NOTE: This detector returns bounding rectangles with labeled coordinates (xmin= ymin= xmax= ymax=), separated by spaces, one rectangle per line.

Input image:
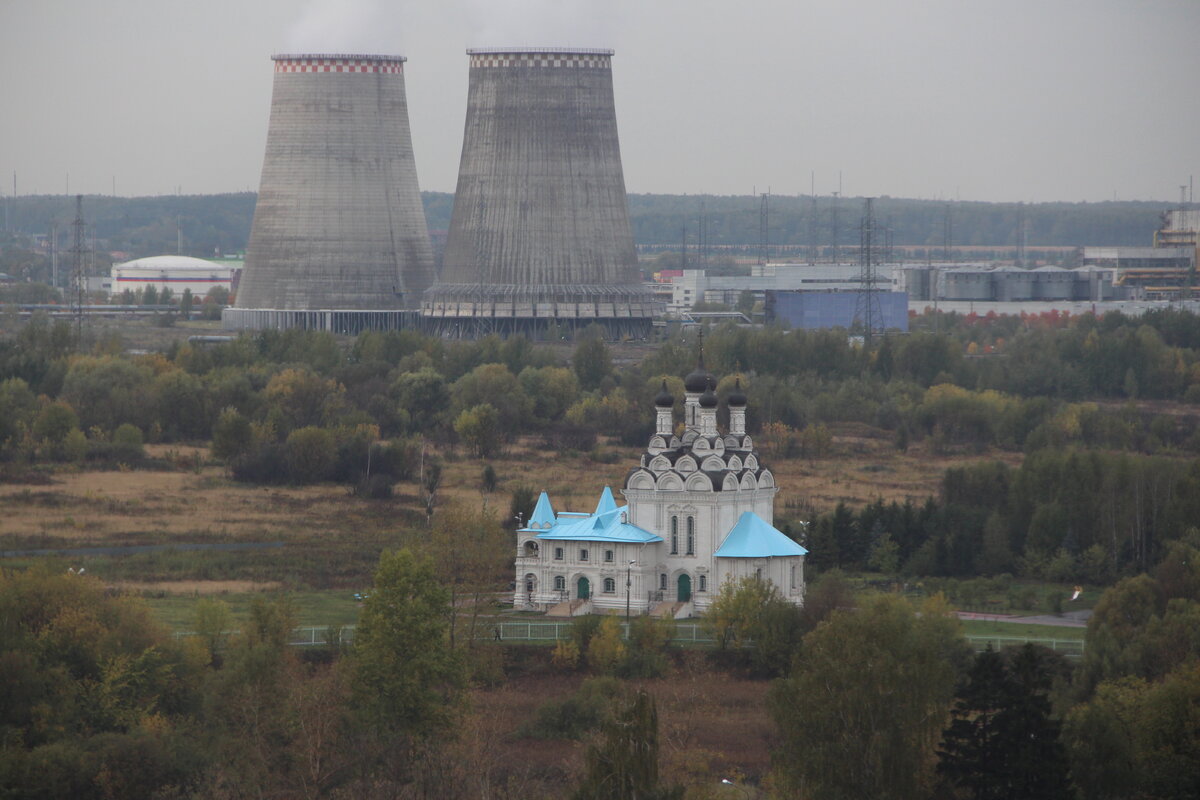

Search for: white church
xmin=514 ymin=357 xmax=807 ymax=617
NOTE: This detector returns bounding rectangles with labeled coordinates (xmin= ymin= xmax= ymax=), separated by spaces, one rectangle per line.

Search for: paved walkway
xmin=957 ymin=610 xmax=1091 ymax=628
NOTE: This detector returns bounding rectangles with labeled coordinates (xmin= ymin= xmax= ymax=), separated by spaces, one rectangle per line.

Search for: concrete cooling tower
xmin=226 ymin=54 xmax=435 ymax=334
xmin=422 ymin=48 xmax=654 ymax=339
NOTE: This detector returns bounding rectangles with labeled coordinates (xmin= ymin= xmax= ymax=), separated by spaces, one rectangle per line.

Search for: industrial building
xmin=664 ymin=263 xmax=899 ymax=317
xmin=111 ymin=255 xmax=237 ymax=299
xmin=765 ymin=290 xmax=910 ymax=332
xmin=898 ymin=264 xmax=1118 ymax=303
xmin=421 ymin=48 xmax=654 ymax=339
xmin=226 ymin=54 xmax=435 ymax=334
xmin=1076 ymin=208 xmax=1198 ymax=298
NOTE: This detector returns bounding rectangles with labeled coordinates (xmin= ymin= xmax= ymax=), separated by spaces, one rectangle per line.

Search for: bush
xmin=520 ymin=676 xmax=622 ymax=739
xmin=230 ymin=442 xmax=289 ymax=484
xmin=285 ymin=426 xmax=335 ymax=483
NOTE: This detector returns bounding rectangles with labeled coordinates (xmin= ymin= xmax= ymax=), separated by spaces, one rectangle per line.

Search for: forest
xmin=1 ymin=191 xmax=1169 ymax=265
xmin=2 ymin=308 xmax=1200 ymax=797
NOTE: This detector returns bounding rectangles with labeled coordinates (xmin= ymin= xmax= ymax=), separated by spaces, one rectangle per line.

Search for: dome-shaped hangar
xmin=112 ymin=255 xmax=239 ymax=299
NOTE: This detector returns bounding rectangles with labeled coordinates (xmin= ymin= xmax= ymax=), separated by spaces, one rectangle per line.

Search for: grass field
xmin=141 ymin=588 xmax=362 ymax=630
xmin=960 ymin=618 xmax=1086 ymax=641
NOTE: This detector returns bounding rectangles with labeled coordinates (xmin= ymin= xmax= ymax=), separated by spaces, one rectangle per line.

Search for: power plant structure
xmin=225 ymin=53 xmax=435 ymax=334
xmin=421 ymin=47 xmax=655 ymax=339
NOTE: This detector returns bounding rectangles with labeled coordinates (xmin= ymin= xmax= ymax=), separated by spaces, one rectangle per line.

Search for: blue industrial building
xmin=765 ymin=290 xmax=910 ymax=332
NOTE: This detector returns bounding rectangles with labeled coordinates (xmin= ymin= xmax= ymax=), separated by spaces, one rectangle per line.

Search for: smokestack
xmin=423 ymin=47 xmax=652 ymax=339
xmin=229 ymin=54 xmax=435 ymax=332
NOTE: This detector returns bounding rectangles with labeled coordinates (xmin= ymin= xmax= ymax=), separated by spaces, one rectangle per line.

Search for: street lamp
xmin=625 ymin=559 xmax=636 ymax=620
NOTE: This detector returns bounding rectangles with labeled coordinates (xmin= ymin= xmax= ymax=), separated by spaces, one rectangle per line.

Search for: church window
xmin=554 ymin=547 xmax=563 ymax=561
xmin=670 ymin=516 xmax=678 ymax=554
xmin=698 ymin=575 xmax=707 ymax=592
xmin=659 ymin=574 xmax=667 ymax=590
xmin=554 ymin=576 xmax=566 ymax=591
xmin=604 ymin=550 xmax=614 ymax=562
xmin=791 ymin=565 xmax=797 ymax=590
xmin=686 ymin=517 xmax=695 ymax=555
xmin=603 ymin=578 xmax=616 ymax=593
xmin=580 ymin=548 xmax=589 ymax=562
xmin=755 ymin=568 xmax=762 ymax=581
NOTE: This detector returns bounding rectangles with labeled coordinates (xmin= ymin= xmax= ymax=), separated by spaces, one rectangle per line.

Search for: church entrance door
xmin=677 ymin=574 xmax=691 ymax=602
xmin=577 ymin=576 xmax=590 ymax=600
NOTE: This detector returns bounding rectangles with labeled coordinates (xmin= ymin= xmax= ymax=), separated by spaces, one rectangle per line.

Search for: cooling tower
xmin=226 ymin=54 xmax=435 ymax=333
xmin=422 ymin=48 xmax=654 ymax=339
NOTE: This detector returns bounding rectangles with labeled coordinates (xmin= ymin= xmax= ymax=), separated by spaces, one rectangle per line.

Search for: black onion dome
xmin=684 ymin=366 xmax=712 ymax=393
xmin=654 ymin=380 xmax=674 ymax=407
xmin=728 ymin=378 xmax=747 ymax=407
xmin=699 ymin=386 xmax=719 ymax=408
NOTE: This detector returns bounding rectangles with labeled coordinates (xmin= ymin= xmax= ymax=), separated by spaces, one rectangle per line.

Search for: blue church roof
xmin=714 ymin=512 xmax=808 ymax=558
xmin=523 ymin=487 xmax=663 ymax=544
xmin=528 ymin=491 xmax=556 ymax=528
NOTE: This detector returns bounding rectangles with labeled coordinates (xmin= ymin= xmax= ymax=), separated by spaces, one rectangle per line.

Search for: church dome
xmin=654 ymin=380 xmax=674 ymax=408
xmin=699 ymin=386 xmax=719 ymax=408
xmin=684 ymin=366 xmax=713 ymax=393
xmin=728 ymin=378 xmax=747 ymax=407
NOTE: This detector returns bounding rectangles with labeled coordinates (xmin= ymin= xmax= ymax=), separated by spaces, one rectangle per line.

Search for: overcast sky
xmin=2 ymin=0 xmax=1198 ymax=203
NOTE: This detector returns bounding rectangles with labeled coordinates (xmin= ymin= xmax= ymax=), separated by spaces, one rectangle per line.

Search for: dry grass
xmin=468 ymin=658 xmax=776 ymax=793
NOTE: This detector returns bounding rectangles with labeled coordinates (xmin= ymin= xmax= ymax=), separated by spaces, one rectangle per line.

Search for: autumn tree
xmin=770 ymin=594 xmax=969 ymax=800
xmin=352 ymin=549 xmax=466 ymax=740
xmin=572 ymin=690 xmax=683 ymax=800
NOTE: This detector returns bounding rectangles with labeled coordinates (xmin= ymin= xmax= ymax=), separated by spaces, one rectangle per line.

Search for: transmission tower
xmin=854 ymin=197 xmax=884 ymax=348
xmin=758 ymin=191 xmax=770 ymax=265
xmin=69 ymin=195 xmax=87 ymax=346
xmin=943 ymin=203 xmax=953 ymax=262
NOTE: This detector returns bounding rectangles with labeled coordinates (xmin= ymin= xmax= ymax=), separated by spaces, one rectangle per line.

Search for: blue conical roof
xmin=594 ymin=486 xmax=617 ymax=515
xmin=529 ymin=491 xmax=556 ymax=528
xmin=714 ymin=512 xmax=808 ymax=558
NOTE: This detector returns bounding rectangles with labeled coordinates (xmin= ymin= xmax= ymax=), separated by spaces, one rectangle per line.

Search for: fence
xmin=178 ymin=624 xmax=1083 ymax=656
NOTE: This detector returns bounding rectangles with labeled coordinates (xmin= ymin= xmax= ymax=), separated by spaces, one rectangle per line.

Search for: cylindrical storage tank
xmin=425 ymin=48 xmax=651 ymax=338
xmin=234 ymin=54 xmax=435 ymax=315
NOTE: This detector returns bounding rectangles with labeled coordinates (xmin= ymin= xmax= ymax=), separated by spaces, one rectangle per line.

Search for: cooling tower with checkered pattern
xmin=226 ymin=54 xmax=434 ymax=333
xmin=422 ymin=48 xmax=653 ymax=339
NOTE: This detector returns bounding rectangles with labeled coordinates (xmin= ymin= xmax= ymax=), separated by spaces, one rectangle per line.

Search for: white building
xmin=111 ymin=255 xmax=239 ymax=299
xmin=514 ymin=358 xmax=807 ymax=617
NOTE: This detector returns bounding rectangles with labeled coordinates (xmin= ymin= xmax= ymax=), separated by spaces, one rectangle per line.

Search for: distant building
xmin=663 ymin=263 xmax=899 ymax=317
xmin=765 ymin=290 xmax=910 ymax=331
xmin=111 ymin=255 xmax=238 ymax=298
xmin=515 ymin=359 xmax=806 ymax=616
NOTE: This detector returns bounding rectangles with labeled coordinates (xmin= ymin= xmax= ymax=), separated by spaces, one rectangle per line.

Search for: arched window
xmin=659 ymin=573 xmax=667 ymax=590
xmin=670 ymin=516 xmax=679 ymax=554
xmin=554 ymin=576 xmax=566 ymax=591
xmin=686 ymin=516 xmax=695 ymax=555
xmin=603 ymin=578 xmax=616 ymax=593
xmin=698 ymin=575 xmax=707 ymax=592
xmin=755 ymin=568 xmax=762 ymax=581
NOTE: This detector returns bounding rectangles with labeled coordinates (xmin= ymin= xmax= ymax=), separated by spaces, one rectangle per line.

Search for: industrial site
xmin=4 ymin=2 xmax=1200 ymax=798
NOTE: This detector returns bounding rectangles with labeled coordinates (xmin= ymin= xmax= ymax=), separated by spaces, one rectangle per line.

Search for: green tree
xmin=352 ymin=549 xmax=466 ymax=739
xmin=705 ymin=574 xmax=805 ymax=676
xmin=572 ymin=690 xmax=683 ymax=800
xmin=573 ymin=335 xmax=612 ymax=391
xmin=285 ymin=425 xmax=336 ymax=483
xmin=454 ymin=403 xmax=501 ymax=458
xmin=211 ymin=406 xmax=252 ymax=461
xmin=937 ymin=645 xmax=1070 ymax=800
xmin=391 ymin=367 xmax=449 ymax=433
xmin=32 ymin=400 xmax=79 ymax=444
xmin=770 ymin=594 xmax=969 ymax=800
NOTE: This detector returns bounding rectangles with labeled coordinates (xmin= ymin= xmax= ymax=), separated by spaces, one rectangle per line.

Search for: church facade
xmin=514 ymin=360 xmax=807 ymax=616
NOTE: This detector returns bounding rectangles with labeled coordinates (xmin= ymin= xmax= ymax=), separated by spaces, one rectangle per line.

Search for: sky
xmin=2 ymin=0 xmax=1198 ymax=203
